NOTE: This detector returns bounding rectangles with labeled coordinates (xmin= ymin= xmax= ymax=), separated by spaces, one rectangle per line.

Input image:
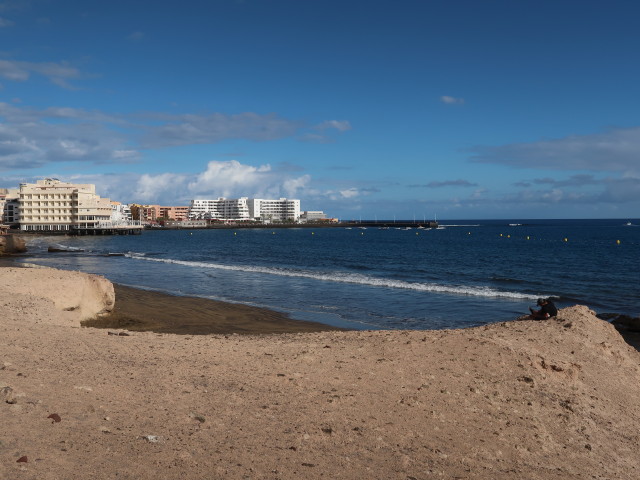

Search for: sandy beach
xmin=1 ymin=265 xmax=639 ymax=479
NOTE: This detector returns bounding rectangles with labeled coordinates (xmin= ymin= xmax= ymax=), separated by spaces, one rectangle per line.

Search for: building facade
xmin=189 ymin=198 xmax=252 ymax=221
xmin=299 ymin=210 xmax=327 ymax=222
xmin=0 ymin=188 xmax=20 ymax=225
xmin=159 ymin=206 xmax=189 ymax=221
xmin=130 ymin=204 xmax=190 ymax=223
xmin=188 ymin=197 xmax=301 ymax=222
xmin=248 ymin=198 xmax=300 ymax=222
xmin=17 ymin=179 xmax=113 ymax=232
xmin=110 ymin=202 xmax=133 ymax=224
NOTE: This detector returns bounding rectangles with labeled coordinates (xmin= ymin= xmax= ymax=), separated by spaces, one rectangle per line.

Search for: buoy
xmin=272 ymin=232 xmax=275 ymax=235
xmin=526 ymin=236 xmax=530 ymax=240
xmin=616 ymin=239 xmax=621 ymax=245
xmin=563 ymin=238 xmax=568 ymax=242
xmin=361 ymin=232 xmax=364 ymax=235
xmin=190 ymin=232 xmax=192 ymax=235
xmin=234 ymin=232 xmax=237 ymax=235
xmin=416 ymin=232 xmax=419 ymax=235
xmin=312 ymin=232 xmax=315 ymax=235
xmin=468 ymin=232 xmax=471 ymax=235
xmin=507 ymin=234 xmax=510 ymax=238
xmin=500 ymin=233 xmax=503 ymax=237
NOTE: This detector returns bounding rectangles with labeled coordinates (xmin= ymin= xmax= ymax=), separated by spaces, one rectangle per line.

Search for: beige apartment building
xmin=18 ymin=178 xmax=113 ymax=232
xmin=130 ymin=204 xmax=189 ymax=223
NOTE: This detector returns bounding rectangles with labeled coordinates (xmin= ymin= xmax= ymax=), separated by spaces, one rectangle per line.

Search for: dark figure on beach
xmin=529 ymin=298 xmax=558 ymax=320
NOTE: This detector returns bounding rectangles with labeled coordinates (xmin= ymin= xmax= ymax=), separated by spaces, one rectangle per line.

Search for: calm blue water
xmin=14 ymin=219 xmax=640 ymax=330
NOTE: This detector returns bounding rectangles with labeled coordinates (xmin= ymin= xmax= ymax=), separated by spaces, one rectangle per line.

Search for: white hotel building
xmin=189 ymin=197 xmax=301 ymax=222
xmin=14 ymin=178 xmax=141 ymax=233
xmin=18 ymin=178 xmax=112 ymax=232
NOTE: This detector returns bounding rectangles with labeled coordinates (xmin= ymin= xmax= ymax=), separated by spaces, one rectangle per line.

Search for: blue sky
xmin=1 ymin=0 xmax=639 ymax=219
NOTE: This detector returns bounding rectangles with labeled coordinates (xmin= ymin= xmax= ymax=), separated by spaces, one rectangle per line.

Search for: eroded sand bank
xmin=1 ymin=266 xmax=639 ymax=479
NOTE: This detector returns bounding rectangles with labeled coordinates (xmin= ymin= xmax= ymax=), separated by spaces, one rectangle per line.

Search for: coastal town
xmin=0 ymin=178 xmax=336 ymax=235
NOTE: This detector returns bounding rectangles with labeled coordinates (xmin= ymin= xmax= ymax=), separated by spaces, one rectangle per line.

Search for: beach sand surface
xmin=1 ymin=266 xmax=640 ymax=479
xmin=84 ymin=284 xmax=344 ymax=335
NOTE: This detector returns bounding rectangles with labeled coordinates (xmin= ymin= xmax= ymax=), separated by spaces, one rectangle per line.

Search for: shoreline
xmin=84 ymin=283 xmax=346 ymax=335
xmin=2 ymin=258 xmax=639 ymax=346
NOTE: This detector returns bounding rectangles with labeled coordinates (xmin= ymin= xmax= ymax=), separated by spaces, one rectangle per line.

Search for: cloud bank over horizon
xmin=469 ymin=127 xmax=640 ymax=175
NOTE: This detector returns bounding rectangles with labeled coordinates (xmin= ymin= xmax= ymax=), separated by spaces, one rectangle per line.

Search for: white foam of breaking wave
xmin=125 ymin=254 xmax=540 ymax=300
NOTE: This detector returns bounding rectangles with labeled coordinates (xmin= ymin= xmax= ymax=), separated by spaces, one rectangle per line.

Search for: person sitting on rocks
xmin=529 ymin=297 xmax=558 ymax=320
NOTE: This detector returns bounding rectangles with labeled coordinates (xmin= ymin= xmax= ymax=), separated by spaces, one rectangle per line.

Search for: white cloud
xmin=470 ymin=126 xmax=640 ymax=174
xmin=409 ymin=179 xmax=477 ymax=188
xmin=0 ymin=109 xmax=142 ymax=170
xmin=299 ymin=133 xmax=331 ymax=143
xmin=300 ymin=120 xmax=352 ymax=143
xmin=440 ymin=95 xmax=465 ymax=105
xmin=187 ymin=160 xmax=272 ymax=197
xmin=134 ymin=173 xmax=189 ymax=203
xmin=0 ymin=59 xmax=83 ymax=88
xmin=315 ymin=120 xmax=352 ymax=132
xmin=282 ymin=175 xmax=310 ymax=197
xmin=141 ymin=112 xmax=302 ymax=147
xmin=339 ymin=188 xmax=360 ymax=198
xmin=0 ymin=102 xmax=351 ymax=171
xmin=0 ymin=60 xmax=29 ymax=81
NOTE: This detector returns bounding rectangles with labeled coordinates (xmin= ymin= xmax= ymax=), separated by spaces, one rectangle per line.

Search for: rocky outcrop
xmin=0 ymin=235 xmax=26 ymax=256
xmin=611 ymin=314 xmax=640 ymax=332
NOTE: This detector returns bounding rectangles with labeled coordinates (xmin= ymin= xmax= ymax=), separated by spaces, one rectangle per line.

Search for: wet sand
xmin=83 ymin=284 xmax=345 ymax=335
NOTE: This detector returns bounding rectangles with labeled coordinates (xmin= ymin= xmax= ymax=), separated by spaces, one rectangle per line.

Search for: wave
xmin=125 ymin=254 xmax=541 ymax=300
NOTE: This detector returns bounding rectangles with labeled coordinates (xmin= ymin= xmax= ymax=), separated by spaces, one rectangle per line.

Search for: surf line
xmin=126 ymin=254 xmax=539 ymax=300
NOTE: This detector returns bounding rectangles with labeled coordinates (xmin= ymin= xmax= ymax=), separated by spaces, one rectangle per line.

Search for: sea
xmin=11 ymin=219 xmax=640 ymax=331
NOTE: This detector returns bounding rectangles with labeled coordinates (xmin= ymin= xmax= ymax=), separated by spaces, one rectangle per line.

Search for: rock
xmin=611 ymin=315 xmax=640 ymax=332
xmin=1 ymin=386 xmax=16 ymax=404
xmin=189 ymin=412 xmax=206 ymax=423
xmin=48 ymin=413 xmax=62 ymax=423
xmin=0 ymin=234 xmax=27 ymax=255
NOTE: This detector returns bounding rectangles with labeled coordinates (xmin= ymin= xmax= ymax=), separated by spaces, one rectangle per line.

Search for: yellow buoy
xmin=526 ymin=236 xmax=530 ymax=240
xmin=563 ymin=238 xmax=568 ymax=242
xmin=616 ymin=239 xmax=621 ymax=245
xmin=312 ymin=232 xmax=315 ymax=235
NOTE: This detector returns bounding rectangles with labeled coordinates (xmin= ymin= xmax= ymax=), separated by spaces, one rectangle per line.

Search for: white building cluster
xmin=188 ymin=197 xmax=302 ymax=223
xmin=1 ymin=178 xmax=330 ymax=232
